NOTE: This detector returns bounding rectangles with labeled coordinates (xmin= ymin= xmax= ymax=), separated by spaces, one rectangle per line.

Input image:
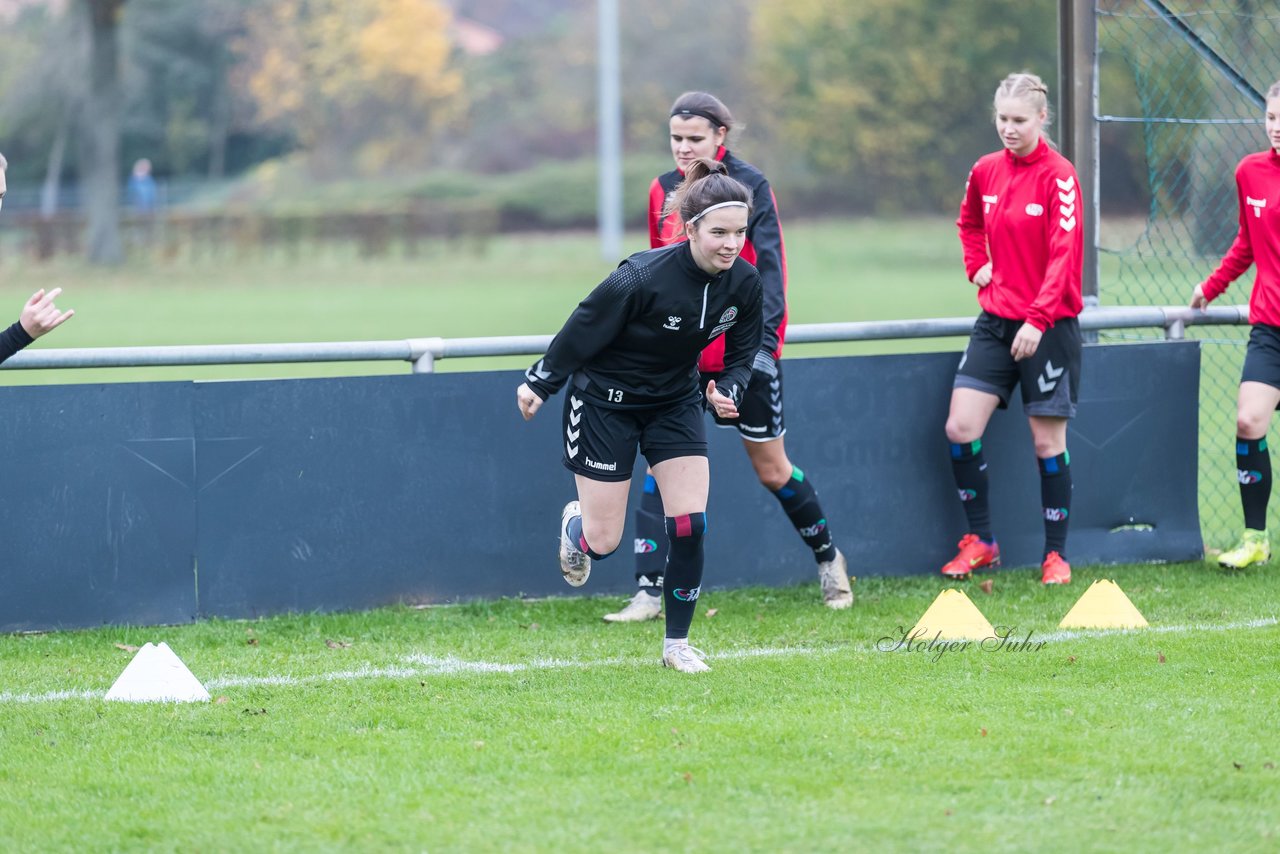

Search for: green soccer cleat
xmin=1218 ymin=529 xmax=1270 ymax=570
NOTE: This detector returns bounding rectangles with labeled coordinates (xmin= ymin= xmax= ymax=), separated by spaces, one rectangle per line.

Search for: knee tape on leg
xmin=665 ymin=513 xmax=707 ymax=547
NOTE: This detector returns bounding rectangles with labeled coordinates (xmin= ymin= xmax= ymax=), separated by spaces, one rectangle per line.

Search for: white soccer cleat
xmin=817 ymin=549 xmax=853 ymax=610
xmin=662 ymin=643 xmax=710 ymax=674
xmin=559 ymin=500 xmax=591 ymax=587
xmin=602 ymin=589 xmax=662 ymax=622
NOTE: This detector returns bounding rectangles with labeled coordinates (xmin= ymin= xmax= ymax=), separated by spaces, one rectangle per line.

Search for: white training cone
xmin=105 ymin=642 xmax=210 ymax=703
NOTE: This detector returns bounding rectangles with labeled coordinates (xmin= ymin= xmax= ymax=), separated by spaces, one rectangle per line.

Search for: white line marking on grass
xmin=0 ymin=688 xmax=102 ymax=703
xmin=0 ymin=619 xmax=1274 ymax=704
xmin=1033 ymin=616 xmax=1277 ymax=644
xmin=210 ymin=664 xmax=423 ymax=688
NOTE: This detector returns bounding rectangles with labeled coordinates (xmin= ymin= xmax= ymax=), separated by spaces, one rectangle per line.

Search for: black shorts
xmin=1242 ymin=324 xmax=1280 ymax=392
xmin=700 ymin=363 xmax=786 ymax=442
xmin=954 ymin=312 xmax=1081 ymax=418
xmin=561 ymin=392 xmax=707 ymax=482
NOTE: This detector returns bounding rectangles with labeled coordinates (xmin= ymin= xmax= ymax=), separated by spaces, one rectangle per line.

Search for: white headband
xmin=687 ymin=200 xmax=748 ymax=225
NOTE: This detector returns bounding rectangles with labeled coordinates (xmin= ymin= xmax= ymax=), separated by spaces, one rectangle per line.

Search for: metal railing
xmin=0 ymin=305 xmax=1250 ymax=374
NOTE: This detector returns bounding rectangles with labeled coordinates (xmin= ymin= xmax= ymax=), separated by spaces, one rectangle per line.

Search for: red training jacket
xmin=648 ymin=146 xmax=788 ymax=372
xmin=1201 ymin=149 xmax=1280 ymax=327
xmin=957 ymin=137 xmax=1084 ymax=331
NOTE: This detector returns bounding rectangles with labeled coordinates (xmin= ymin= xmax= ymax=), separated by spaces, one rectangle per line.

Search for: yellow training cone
xmin=1058 ymin=579 xmax=1149 ymax=629
xmin=909 ymin=589 xmax=997 ymax=641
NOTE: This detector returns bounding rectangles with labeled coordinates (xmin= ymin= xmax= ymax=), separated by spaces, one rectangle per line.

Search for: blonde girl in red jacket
xmin=943 ymin=72 xmax=1084 ymax=586
xmin=1190 ymin=80 xmax=1280 ymax=570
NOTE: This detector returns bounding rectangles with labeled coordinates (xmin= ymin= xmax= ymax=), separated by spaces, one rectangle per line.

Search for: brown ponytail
xmin=661 ymin=157 xmax=753 ymax=230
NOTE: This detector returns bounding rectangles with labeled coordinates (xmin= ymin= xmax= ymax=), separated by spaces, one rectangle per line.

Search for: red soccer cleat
xmin=1041 ymin=551 xmax=1071 ymax=585
xmin=940 ymin=534 xmax=1001 ymax=579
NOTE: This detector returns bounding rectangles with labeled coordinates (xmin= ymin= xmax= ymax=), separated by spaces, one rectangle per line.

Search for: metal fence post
xmin=1059 ymin=0 xmax=1100 ymax=307
xmin=408 ymin=338 xmax=445 ymax=374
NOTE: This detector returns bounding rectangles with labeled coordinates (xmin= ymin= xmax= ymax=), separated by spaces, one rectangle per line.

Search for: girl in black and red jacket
xmin=1190 ymin=79 xmax=1280 ymax=570
xmin=944 ymin=72 xmax=1083 ymax=586
xmin=602 ymin=92 xmax=853 ymax=624
xmin=518 ymin=158 xmax=763 ymax=673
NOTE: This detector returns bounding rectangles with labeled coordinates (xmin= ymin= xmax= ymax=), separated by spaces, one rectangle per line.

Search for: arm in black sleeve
xmin=524 ymin=263 xmax=642 ymax=400
xmin=0 ymin=321 xmax=34 ymax=367
xmin=717 ymin=274 xmax=764 ymax=405
xmin=747 ymin=180 xmax=787 ymax=356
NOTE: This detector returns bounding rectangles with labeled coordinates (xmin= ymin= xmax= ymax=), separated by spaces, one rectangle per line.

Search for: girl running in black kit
xmin=604 ymin=91 xmax=851 ymax=624
xmin=517 ymin=158 xmax=763 ymax=673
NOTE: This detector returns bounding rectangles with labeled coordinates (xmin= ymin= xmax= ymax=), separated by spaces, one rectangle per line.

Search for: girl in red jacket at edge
xmin=944 ymin=71 xmax=1083 ymax=586
xmin=601 ymin=91 xmax=854 ymax=623
xmin=1190 ymin=80 xmax=1280 ymax=571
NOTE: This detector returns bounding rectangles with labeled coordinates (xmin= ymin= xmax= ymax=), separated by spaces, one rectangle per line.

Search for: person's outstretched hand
xmin=20 ymin=288 xmax=74 ymax=339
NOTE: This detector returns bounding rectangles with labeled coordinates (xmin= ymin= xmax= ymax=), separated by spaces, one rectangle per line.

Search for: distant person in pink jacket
xmin=944 ymin=72 xmax=1084 ymax=586
xmin=1190 ymin=79 xmax=1280 ymax=570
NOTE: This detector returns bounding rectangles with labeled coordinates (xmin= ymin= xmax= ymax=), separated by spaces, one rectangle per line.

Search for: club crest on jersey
xmin=1248 ymin=196 xmax=1267 ymax=218
xmin=719 ymin=306 xmax=738 ymax=323
xmin=663 ymin=316 xmax=682 ymax=330
xmin=1025 ymin=203 xmax=1044 ymax=216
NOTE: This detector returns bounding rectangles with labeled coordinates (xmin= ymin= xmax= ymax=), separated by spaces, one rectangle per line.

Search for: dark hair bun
xmin=683 ymin=157 xmax=726 ymax=183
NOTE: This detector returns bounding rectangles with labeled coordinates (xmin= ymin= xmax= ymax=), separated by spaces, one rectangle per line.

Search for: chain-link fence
xmin=1096 ymin=0 xmax=1280 ymax=547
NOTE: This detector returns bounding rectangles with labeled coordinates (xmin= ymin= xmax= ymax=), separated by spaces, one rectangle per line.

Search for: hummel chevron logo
xmin=570 ymin=395 xmax=583 ymax=411
xmin=1058 ymin=189 xmax=1077 ymax=206
xmin=1247 ymin=196 xmax=1267 ymax=218
xmin=566 ymin=442 xmax=579 ymax=459
xmin=1056 ymin=176 xmax=1075 ymax=191
xmin=1059 ymin=215 xmax=1077 ymax=232
xmin=566 ymin=427 xmax=580 ymax=442
xmin=569 ymin=409 xmax=581 ymax=427
xmin=1037 ymin=360 xmax=1065 ymax=393
xmin=531 ymin=359 xmax=551 ymax=381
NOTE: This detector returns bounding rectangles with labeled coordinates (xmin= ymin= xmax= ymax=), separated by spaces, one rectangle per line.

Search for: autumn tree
xmin=238 ymin=0 xmax=463 ymax=172
xmin=0 ymin=4 xmax=85 ymax=216
xmin=124 ymin=0 xmax=261 ymax=180
xmin=751 ymin=0 xmax=1056 ymax=213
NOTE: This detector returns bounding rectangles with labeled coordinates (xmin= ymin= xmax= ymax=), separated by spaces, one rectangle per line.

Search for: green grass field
xmin=0 ymin=217 xmax=977 ymax=387
xmin=0 ymin=563 xmax=1276 ymax=851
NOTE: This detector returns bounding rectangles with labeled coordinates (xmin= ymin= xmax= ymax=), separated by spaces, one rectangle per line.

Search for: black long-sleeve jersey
xmin=0 ymin=321 xmax=33 ymax=365
xmin=525 ymin=241 xmax=764 ymax=410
